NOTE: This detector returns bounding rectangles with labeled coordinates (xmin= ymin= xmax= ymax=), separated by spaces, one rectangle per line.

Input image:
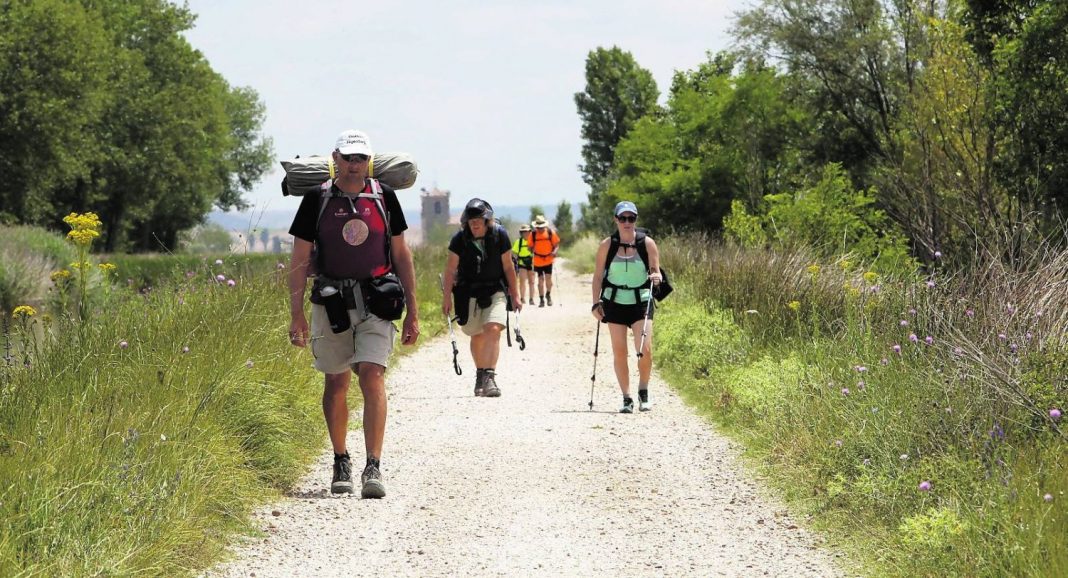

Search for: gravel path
xmin=209 ymin=262 xmax=844 ymax=577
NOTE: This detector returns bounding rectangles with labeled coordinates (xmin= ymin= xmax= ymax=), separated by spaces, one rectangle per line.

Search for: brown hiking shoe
xmin=483 ymin=370 xmax=501 ymax=397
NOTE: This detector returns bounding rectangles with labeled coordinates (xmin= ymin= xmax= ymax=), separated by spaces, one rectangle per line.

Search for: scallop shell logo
xmin=342 ymin=219 xmax=369 ymax=246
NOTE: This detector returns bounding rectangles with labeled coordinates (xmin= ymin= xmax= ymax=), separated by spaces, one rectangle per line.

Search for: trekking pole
xmin=589 ymin=319 xmax=602 ymax=410
xmin=439 ymin=274 xmax=462 ymax=375
xmin=514 ymin=309 xmax=526 ymax=350
xmin=636 ymin=297 xmax=655 ymax=359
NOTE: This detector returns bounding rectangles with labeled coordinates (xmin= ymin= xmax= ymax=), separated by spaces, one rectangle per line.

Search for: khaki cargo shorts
xmin=309 ymin=284 xmax=396 ymax=373
xmin=461 ymin=291 xmax=508 ymax=336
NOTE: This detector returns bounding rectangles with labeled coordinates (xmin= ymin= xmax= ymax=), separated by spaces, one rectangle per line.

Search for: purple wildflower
xmin=909 ymin=308 xmax=917 ymax=315
xmin=245 ymin=359 xmax=254 ymax=368
xmin=892 ymin=344 xmax=902 ymax=354
xmin=998 ymin=333 xmax=1007 ymax=341
xmin=926 ymin=280 xmax=936 ymax=289
xmin=277 ymin=262 xmax=286 ymax=270
xmin=215 ymin=274 xmax=225 ymax=282
xmin=855 ymin=365 xmax=868 ymax=373
xmin=182 ymin=346 xmax=190 ymax=354
xmin=1051 ymin=409 xmax=1062 ymax=422
xmin=841 ymin=388 xmax=850 ymax=396
xmin=226 ymin=279 xmax=236 ymax=287
xmin=966 ymin=309 xmax=974 ymax=317
xmin=900 ymin=319 xmax=909 ymax=327
xmin=919 ymin=481 xmax=932 ymax=492
xmin=119 ymin=340 xmax=128 ymax=349
xmin=880 ymin=358 xmax=889 ymax=365
xmin=953 ymin=347 xmax=963 ymax=355
xmin=1010 ymin=343 xmax=1018 ymax=353
xmin=909 ymin=333 xmax=919 ymax=343
xmin=1045 ymin=494 xmax=1054 ymax=503
xmin=925 ymin=336 xmax=934 ymax=345
xmin=1025 ymin=332 xmax=1033 ymax=341
xmin=934 ymin=251 xmax=942 ymax=259
xmin=858 ymin=380 xmax=866 ymax=390
xmin=834 ymin=440 xmax=843 ymax=448
xmin=214 ymin=259 xmax=224 ymax=265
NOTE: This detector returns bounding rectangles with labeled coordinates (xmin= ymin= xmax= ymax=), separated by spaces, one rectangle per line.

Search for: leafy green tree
xmin=554 ymin=201 xmax=574 ymax=247
xmin=574 ymin=46 xmax=659 ymax=228
xmin=528 ymin=205 xmax=545 ymax=225
xmin=0 ymin=0 xmax=272 ymax=252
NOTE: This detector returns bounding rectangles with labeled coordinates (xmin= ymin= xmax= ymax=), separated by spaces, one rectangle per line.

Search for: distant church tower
xmin=420 ymin=186 xmax=451 ymax=243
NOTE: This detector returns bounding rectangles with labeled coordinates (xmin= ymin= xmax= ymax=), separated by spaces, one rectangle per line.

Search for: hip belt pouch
xmin=452 ymin=286 xmax=471 ymax=326
xmin=363 ymin=273 xmax=406 ymax=321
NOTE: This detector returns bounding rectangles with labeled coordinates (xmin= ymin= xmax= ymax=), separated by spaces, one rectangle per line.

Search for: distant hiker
xmin=512 ymin=223 xmax=535 ymax=305
xmin=590 ymin=201 xmax=662 ymax=413
xmin=287 ymin=129 xmax=420 ymax=498
xmin=442 ymin=198 xmax=523 ymax=397
xmin=530 ymin=214 xmax=560 ymax=307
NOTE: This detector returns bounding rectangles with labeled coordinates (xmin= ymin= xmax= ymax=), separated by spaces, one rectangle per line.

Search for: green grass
xmin=0 ymin=232 xmax=451 ymax=576
xmin=559 ymin=233 xmax=602 ymax=276
xmin=0 ymin=226 xmax=80 ymax=314
xmin=655 ymin=238 xmax=1068 ymax=577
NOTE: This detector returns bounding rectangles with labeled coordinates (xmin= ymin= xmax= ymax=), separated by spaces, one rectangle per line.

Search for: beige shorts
xmin=461 ymin=291 xmax=509 ymax=336
xmin=309 ymin=284 xmax=396 ymax=373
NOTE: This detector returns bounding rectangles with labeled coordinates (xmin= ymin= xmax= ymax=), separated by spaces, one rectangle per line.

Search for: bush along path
xmin=208 ymin=261 xmax=843 ymax=577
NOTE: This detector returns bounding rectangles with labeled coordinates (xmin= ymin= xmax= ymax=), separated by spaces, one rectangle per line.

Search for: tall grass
xmin=0 ymin=235 xmax=451 ymax=576
xmin=655 ymin=237 xmax=1068 ymax=576
xmin=0 ymin=226 xmax=79 ymax=313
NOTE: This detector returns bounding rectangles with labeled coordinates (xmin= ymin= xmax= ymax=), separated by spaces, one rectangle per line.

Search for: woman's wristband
xmin=591 ymin=302 xmax=602 ymax=311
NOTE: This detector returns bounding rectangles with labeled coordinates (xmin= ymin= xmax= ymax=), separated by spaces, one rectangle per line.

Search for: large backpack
xmin=601 ymin=229 xmax=673 ymax=303
xmin=280 ymin=152 xmax=418 ymax=196
xmin=310 ymin=178 xmax=393 ymax=277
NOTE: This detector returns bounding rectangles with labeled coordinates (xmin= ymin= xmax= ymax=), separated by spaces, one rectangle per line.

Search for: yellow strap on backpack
xmin=328 ymin=158 xmax=336 ymax=180
xmin=368 ymin=155 xmax=375 ymax=178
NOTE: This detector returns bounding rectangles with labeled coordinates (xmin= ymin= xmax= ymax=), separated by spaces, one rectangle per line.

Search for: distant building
xmin=420 ymin=186 xmax=454 ymax=244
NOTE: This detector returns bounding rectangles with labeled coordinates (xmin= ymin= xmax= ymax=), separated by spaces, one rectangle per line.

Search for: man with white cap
xmin=287 ymin=129 xmax=420 ymax=498
xmin=590 ymin=200 xmax=662 ymax=413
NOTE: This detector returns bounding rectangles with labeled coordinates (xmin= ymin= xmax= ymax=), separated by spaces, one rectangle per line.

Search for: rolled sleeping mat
xmin=280 ymin=152 xmax=419 ymax=196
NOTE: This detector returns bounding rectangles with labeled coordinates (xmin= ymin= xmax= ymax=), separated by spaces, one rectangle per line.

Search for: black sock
xmin=334 ymin=452 xmax=349 ymax=461
xmin=366 ymin=456 xmax=379 ymax=467
xmin=638 ymin=389 xmax=648 ymax=402
xmin=623 ymin=396 xmax=633 ymax=404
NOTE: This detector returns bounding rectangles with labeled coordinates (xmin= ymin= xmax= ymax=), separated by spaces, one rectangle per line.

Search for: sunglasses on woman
xmin=616 ymin=215 xmax=637 ymax=223
xmin=339 ymin=153 xmax=370 ymax=163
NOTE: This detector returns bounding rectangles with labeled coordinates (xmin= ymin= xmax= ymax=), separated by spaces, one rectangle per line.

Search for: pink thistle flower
xmin=880 ymin=358 xmax=889 ymax=365
xmin=909 ymin=333 xmax=918 ymax=343
xmin=925 ymin=336 xmax=934 ymax=345
xmin=277 ymin=262 xmax=286 ymax=270
xmin=215 ymin=274 xmax=225 ymax=282
xmin=892 ymin=344 xmax=902 ymax=354
xmin=185 ymin=271 xmax=195 ymax=278
xmin=919 ymin=481 xmax=932 ymax=492
xmin=934 ymin=251 xmax=942 ymax=259
xmin=834 ymin=440 xmax=843 ymax=448
xmin=1051 ymin=409 xmax=1062 ymax=421
xmin=1025 ymin=332 xmax=1033 ymax=341
xmin=841 ymin=388 xmax=850 ymax=396
xmin=119 ymin=340 xmax=128 ymax=349
xmin=858 ymin=381 xmax=866 ymax=390
xmin=245 ymin=359 xmax=254 ymax=368
xmin=214 ymin=259 xmax=224 ymax=265
xmin=998 ymin=333 xmax=1007 ymax=341
xmin=1045 ymin=494 xmax=1054 ymax=503
xmin=926 ymin=280 xmax=936 ymax=288
xmin=182 ymin=346 xmax=190 ymax=354
xmin=966 ymin=309 xmax=974 ymax=317
xmin=1010 ymin=343 xmax=1018 ymax=353
xmin=226 ymin=279 xmax=236 ymax=287
xmin=953 ymin=347 xmax=963 ymax=355
xmin=909 ymin=308 xmax=917 ymax=315
xmin=863 ymin=458 xmax=871 ymax=466
xmin=855 ymin=365 xmax=868 ymax=373
xmin=900 ymin=319 xmax=908 ymax=327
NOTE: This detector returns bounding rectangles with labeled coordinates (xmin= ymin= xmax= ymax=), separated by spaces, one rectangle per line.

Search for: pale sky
xmin=180 ymin=0 xmax=752 ymax=214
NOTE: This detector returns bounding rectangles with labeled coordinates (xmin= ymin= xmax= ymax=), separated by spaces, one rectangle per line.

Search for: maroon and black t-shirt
xmin=288 ymin=180 xmax=407 ymax=281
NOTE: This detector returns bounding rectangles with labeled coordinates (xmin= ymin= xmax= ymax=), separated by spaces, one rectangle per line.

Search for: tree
xmin=528 ymin=205 xmax=545 ymax=225
xmin=0 ymin=0 xmax=273 ymax=252
xmin=574 ymin=46 xmax=660 ymax=226
xmin=554 ymin=201 xmax=574 ymax=247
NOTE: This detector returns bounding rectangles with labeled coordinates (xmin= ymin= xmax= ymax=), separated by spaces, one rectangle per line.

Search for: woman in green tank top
xmin=589 ymin=201 xmax=663 ymax=414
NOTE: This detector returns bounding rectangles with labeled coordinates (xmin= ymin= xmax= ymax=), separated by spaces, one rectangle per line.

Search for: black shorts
xmin=534 ymin=264 xmax=553 ymax=276
xmin=517 ymin=261 xmax=533 ymax=271
xmin=601 ymin=300 xmax=654 ymax=326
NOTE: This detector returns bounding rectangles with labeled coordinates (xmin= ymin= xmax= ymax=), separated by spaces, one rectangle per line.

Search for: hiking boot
xmin=528 ymin=297 xmax=534 ymax=305
xmin=331 ymin=453 xmax=354 ymax=494
xmin=360 ymin=458 xmax=386 ymax=499
xmin=546 ymin=293 xmax=553 ymax=306
xmin=620 ymin=397 xmax=634 ymax=414
xmin=483 ymin=370 xmax=501 ymax=397
xmin=474 ymin=369 xmax=486 ymax=397
xmin=638 ymin=389 xmax=651 ymax=412
xmin=539 ymin=296 xmax=545 ymax=308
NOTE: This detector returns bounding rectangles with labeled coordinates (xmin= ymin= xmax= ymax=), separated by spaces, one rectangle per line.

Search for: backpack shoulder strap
xmin=634 ymin=230 xmax=650 ymax=271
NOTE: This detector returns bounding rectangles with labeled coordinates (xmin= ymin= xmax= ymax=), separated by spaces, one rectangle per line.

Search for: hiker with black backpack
xmin=591 ymin=201 xmax=664 ymax=413
xmin=287 ymin=129 xmax=420 ymax=498
xmin=442 ymin=199 xmax=523 ymax=398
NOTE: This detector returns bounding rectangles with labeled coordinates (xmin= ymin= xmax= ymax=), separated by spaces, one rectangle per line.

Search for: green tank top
xmin=601 ymin=253 xmax=650 ymax=304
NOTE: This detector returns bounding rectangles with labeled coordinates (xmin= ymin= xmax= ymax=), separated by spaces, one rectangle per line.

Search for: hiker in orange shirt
xmin=529 ymin=215 xmax=560 ymax=307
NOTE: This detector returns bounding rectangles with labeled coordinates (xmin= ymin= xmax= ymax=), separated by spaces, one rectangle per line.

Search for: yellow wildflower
xmin=51 ymin=269 xmax=72 ymax=282
xmin=12 ymin=305 xmax=37 ymax=319
xmin=807 ymin=264 xmax=821 ymax=276
xmin=787 ymin=301 xmax=801 ymax=311
xmin=66 ymin=228 xmax=100 ymax=246
xmin=863 ymin=271 xmax=878 ymax=284
xmin=70 ymin=261 xmax=92 ymax=270
xmin=839 ymin=259 xmax=852 ymax=271
xmin=62 ymin=212 xmax=102 ymax=231
xmin=98 ymin=263 xmax=117 ymax=273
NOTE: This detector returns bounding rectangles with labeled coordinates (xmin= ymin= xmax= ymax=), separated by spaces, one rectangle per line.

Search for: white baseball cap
xmin=334 ymin=129 xmax=373 ymax=156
